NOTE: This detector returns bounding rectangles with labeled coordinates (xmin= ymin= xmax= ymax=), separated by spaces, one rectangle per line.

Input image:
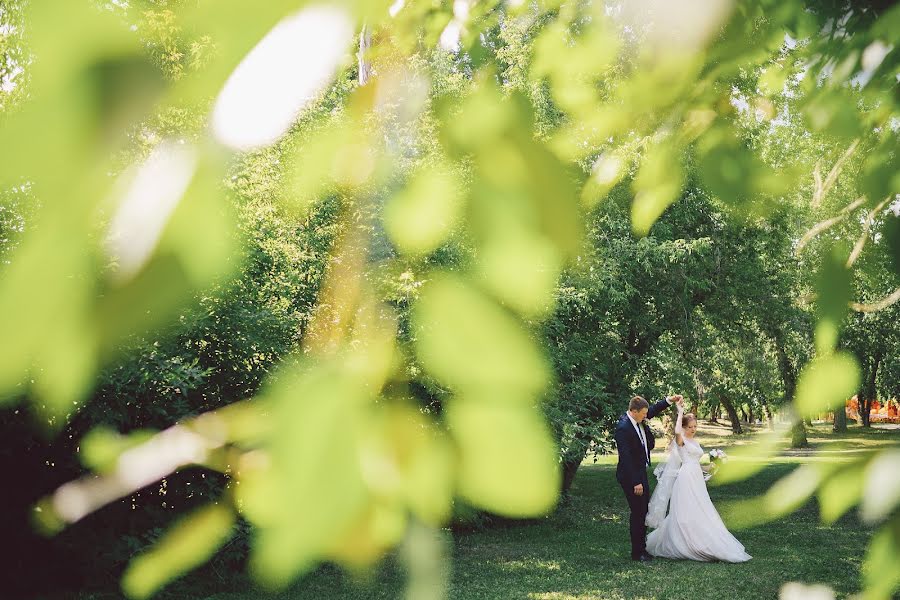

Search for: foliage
xmin=0 ymin=0 xmax=898 ymax=599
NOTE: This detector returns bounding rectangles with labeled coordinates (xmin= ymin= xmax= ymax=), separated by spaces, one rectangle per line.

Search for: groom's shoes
xmin=633 ymin=552 xmax=654 ymax=562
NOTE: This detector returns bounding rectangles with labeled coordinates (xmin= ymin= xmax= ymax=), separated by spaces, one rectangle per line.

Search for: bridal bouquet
xmin=705 ymin=449 xmax=728 ymax=481
xmin=709 ymin=448 xmax=729 ymax=463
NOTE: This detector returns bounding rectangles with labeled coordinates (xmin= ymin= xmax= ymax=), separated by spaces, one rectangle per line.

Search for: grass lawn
xmin=85 ymin=423 xmax=897 ymax=600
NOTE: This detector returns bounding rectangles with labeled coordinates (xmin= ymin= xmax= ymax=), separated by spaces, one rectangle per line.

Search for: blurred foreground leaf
xmin=122 ymin=503 xmax=235 ymax=599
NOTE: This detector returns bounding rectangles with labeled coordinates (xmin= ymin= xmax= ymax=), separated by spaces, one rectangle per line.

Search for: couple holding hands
xmin=615 ymin=394 xmax=751 ymax=563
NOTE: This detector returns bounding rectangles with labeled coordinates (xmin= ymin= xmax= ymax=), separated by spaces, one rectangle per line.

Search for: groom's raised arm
xmin=647 ymin=396 xmax=675 ymax=420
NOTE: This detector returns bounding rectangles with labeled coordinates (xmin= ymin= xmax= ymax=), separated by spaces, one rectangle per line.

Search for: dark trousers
xmin=621 ymin=481 xmax=650 ymax=558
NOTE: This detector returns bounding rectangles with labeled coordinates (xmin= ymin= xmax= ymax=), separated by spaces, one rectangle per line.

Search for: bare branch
xmin=846 ymin=197 xmax=892 ymax=267
xmin=812 ymin=161 xmax=824 ymax=207
xmin=851 ymin=288 xmax=900 ymax=313
xmin=811 ymin=139 xmax=859 ymax=209
xmin=796 ymin=196 xmax=867 ymax=255
xmin=357 ymin=24 xmax=372 ymax=86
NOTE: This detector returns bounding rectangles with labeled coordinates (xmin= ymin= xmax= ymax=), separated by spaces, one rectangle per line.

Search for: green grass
xmin=85 ymin=423 xmax=896 ymax=600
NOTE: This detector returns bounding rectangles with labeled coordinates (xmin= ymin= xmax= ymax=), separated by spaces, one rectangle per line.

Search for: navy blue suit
xmin=614 ymin=398 xmax=672 ymax=558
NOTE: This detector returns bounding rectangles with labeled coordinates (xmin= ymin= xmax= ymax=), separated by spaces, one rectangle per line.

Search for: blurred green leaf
xmin=384 ymin=163 xmax=463 ymax=256
xmin=242 ymin=361 xmax=369 ymax=587
xmin=404 ymin=431 xmax=454 ymax=527
xmin=794 ymin=352 xmax=860 ymax=418
xmin=122 ymin=503 xmax=235 ymax=599
xmin=862 ymin=517 xmax=900 ymax=600
xmin=0 ymin=226 xmax=98 ymax=417
xmin=804 ymin=91 xmax=863 ymax=141
xmin=712 ymin=428 xmax=787 ymax=486
xmin=860 ymin=148 xmax=900 ymax=208
xmin=327 ymin=502 xmax=407 ymax=569
xmin=884 ymin=214 xmax=900 ymax=278
xmin=759 ymin=63 xmax=788 ymax=95
xmin=476 ymin=229 xmax=563 ymax=319
xmin=698 ymin=127 xmax=788 ymax=210
xmin=764 ymin=464 xmax=825 ymax=518
xmin=861 ymin=449 xmax=900 ymax=524
xmin=581 ymin=151 xmax=628 ymax=208
xmin=447 ymin=397 xmax=559 ymax=517
xmin=819 ymin=464 xmax=865 ymax=524
xmin=718 ymin=497 xmax=773 ymax=530
xmin=813 ymin=243 xmax=851 ymax=354
xmin=413 ymin=273 xmax=551 ymax=397
xmin=286 ymin=120 xmax=365 ymax=212
xmin=631 ymin=141 xmax=684 ymax=236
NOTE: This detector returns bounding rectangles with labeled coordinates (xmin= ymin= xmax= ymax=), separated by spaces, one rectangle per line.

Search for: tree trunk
xmin=833 ymin=400 xmax=848 ymax=432
xmin=774 ymin=343 xmax=808 ymax=448
xmin=719 ymin=396 xmax=743 ymax=434
xmin=860 ymin=352 xmax=882 ymax=428
xmin=561 ymin=453 xmax=587 ymax=498
xmin=763 ymin=402 xmax=775 ymax=430
xmin=791 ymin=419 xmax=809 ymax=448
xmin=357 ymin=24 xmax=372 ymax=85
xmin=861 ymin=397 xmax=871 ymax=427
xmin=709 ymin=403 xmax=719 ymax=423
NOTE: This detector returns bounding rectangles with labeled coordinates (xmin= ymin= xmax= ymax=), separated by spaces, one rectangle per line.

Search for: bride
xmin=645 ymin=404 xmax=751 ymax=562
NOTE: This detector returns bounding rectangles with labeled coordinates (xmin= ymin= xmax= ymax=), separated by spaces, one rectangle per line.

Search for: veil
xmin=645 ymin=439 xmax=682 ymax=529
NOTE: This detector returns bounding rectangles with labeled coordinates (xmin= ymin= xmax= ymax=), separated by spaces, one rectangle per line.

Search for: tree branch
xmin=796 ymin=195 xmax=867 ymax=255
xmin=812 ymin=138 xmax=859 ymax=209
xmin=850 ymin=288 xmax=900 ymax=313
xmin=846 ymin=196 xmax=892 ymax=267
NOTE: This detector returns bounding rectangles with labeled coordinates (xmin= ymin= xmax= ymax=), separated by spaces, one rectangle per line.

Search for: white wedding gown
xmin=645 ymin=437 xmax=751 ymax=562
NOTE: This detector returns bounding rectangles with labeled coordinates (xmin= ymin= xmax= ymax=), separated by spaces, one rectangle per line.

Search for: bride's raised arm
xmin=674 ymin=402 xmax=685 ymax=446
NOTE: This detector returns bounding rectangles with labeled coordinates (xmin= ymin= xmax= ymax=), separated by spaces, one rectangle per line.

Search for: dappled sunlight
xmin=498 ymin=558 xmax=563 ymax=573
xmin=527 ymin=592 xmax=631 ymax=600
xmin=1 ymin=0 xmax=897 ymax=597
xmin=106 ymin=141 xmax=197 ymax=281
xmin=211 ymin=5 xmax=354 ymax=151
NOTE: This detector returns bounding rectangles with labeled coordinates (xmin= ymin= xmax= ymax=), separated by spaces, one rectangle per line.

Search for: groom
xmin=615 ymin=394 xmax=682 ymax=561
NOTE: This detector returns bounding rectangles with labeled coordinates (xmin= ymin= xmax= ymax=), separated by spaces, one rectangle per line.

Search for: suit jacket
xmin=615 ymin=398 xmax=672 ymax=488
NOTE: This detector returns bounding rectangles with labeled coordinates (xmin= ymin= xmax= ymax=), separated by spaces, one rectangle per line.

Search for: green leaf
xmin=384 ymin=163 xmax=463 ymax=256
xmin=758 ymin=63 xmax=788 ymax=95
xmin=447 ymin=397 xmax=559 ymax=517
xmin=764 ymin=464 xmax=824 ymax=518
xmin=122 ymin=503 xmax=235 ymax=599
xmin=476 ymin=229 xmax=563 ymax=318
xmin=862 ymin=517 xmax=900 ymax=600
xmin=859 ymin=139 xmax=899 ymax=208
xmin=242 ymin=362 xmax=369 ymax=587
xmin=718 ymin=497 xmax=772 ymax=530
xmin=413 ymin=273 xmax=551 ymax=397
xmin=631 ymin=141 xmax=684 ymax=236
xmin=861 ymin=449 xmax=900 ymax=524
xmin=403 ymin=429 xmax=454 ymax=527
xmin=815 ymin=245 xmax=852 ymax=334
xmin=815 ymin=244 xmax=852 ymax=354
xmin=712 ymin=428 xmax=786 ymax=486
xmin=794 ymin=353 xmax=860 ymax=419
xmin=804 ymin=91 xmax=862 ymax=141
xmin=819 ymin=465 xmax=865 ymax=524
xmin=581 ymin=151 xmax=628 ymax=208
xmin=882 ymin=214 xmax=900 ymax=278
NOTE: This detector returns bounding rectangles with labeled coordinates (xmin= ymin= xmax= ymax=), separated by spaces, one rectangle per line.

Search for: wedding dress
xmin=645 ymin=437 xmax=751 ymax=562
